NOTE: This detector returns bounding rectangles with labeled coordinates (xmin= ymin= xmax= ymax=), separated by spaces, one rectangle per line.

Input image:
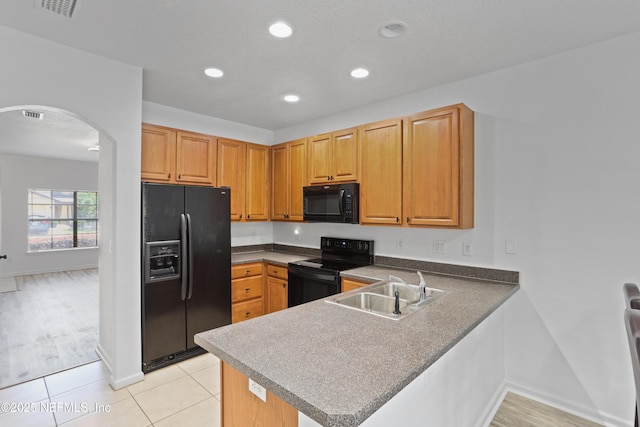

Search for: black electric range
xmin=287 ymin=237 xmax=374 ymax=307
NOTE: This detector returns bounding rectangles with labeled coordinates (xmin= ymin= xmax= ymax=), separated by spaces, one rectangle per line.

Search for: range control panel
xmin=321 ymin=237 xmax=374 ymax=256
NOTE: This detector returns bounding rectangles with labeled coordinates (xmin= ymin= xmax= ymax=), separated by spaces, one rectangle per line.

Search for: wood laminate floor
xmin=0 ymin=269 xmax=99 ymax=389
xmin=491 ymin=392 xmax=604 ymax=427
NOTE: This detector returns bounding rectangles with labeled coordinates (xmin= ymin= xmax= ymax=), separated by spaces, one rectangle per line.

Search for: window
xmin=28 ymin=189 xmax=98 ymax=252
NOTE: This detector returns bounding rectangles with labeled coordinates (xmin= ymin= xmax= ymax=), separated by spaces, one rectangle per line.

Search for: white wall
xmin=274 ymin=32 xmax=640 ymax=425
xmin=0 ymin=154 xmax=98 ymax=276
xmin=0 ymin=25 xmax=144 ymax=389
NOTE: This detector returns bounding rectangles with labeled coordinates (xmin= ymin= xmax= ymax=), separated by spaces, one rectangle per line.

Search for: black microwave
xmin=303 ymin=183 xmax=359 ymax=224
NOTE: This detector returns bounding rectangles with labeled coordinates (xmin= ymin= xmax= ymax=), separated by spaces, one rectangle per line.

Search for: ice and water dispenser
xmin=144 ymin=240 xmax=180 ymax=283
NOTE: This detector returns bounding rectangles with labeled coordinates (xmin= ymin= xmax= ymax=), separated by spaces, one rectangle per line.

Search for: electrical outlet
xmin=505 ymin=239 xmax=517 ymax=254
xmin=397 ymin=238 xmax=403 ymax=249
xmin=463 ymin=242 xmax=472 ymax=256
xmin=433 ymin=240 xmax=446 ymax=254
xmin=248 ymin=378 xmax=267 ymax=402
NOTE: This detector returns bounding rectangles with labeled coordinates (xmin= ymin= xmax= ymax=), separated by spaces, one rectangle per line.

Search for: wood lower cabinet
xmin=341 ymin=277 xmax=372 ymax=293
xmin=141 ymin=123 xmax=215 ymax=186
xmin=308 ymin=128 xmax=358 ymax=184
xmin=271 ymin=138 xmax=307 ymax=221
xmin=265 ymin=264 xmax=288 ymax=314
xmin=403 ymin=104 xmax=474 ymax=228
xmin=221 ymin=362 xmax=297 ymax=427
xmin=359 ymin=118 xmax=403 ymax=225
xmin=231 ymin=263 xmax=264 ymax=323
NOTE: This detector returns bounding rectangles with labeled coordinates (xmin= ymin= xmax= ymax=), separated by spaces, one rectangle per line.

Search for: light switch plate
xmin=248 ymin=378 xmax=267 ymax=402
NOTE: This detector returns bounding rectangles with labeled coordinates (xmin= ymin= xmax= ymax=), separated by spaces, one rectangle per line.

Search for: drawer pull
xmin=245 ymin=311 xmax=251 ymax=317
xmin=245 ymin=288 xmax=250 ymax=292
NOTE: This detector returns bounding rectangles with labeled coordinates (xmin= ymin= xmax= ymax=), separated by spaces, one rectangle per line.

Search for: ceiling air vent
xmin=37 ymin=0 xmax=78 ymax=19
xmin=22 ymin=110 xmax=44 ymax=120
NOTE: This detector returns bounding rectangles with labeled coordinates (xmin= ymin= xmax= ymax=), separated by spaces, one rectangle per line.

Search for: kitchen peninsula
xmin=196 ymin=252 xmax=519 ymax=427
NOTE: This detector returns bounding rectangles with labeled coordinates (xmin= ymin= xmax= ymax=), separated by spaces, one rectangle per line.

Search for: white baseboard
xmin=478 ymin=382 xmax=508 ymax=427
xmin=96 ymin=343 xmax=144 ymax=390
xmin=504 ymin=381 xmax=632 ymax=427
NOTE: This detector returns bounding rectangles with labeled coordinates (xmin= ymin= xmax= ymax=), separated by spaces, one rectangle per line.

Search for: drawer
xmin=231 ymin=275 xmax=263 ymax=303
xmin=266 ymin=264 xmax=288 ymax=280
xmin=232 ymin=298 xmax=263 ymax=323
xmin=231 ymin=262 xmax=263 ymax=279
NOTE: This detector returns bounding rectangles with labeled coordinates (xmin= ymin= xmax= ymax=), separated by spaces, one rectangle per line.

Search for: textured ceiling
xmin=1 ymin=0 xmax=640 ymax=160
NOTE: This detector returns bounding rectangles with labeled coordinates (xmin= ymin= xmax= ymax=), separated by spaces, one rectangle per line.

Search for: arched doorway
xmin=0 ymin=105 xmax=115 ymax=388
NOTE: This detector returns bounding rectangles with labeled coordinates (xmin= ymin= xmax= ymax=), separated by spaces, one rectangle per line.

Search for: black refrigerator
xmin=141 ymin=183 xmax=231 ymax=373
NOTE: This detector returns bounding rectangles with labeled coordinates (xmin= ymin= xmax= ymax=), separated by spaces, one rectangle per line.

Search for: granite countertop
xmin=231 ymin=250 xmax=310 ymax=266
xmin=197 ymin=250 xmax=519 ymax=427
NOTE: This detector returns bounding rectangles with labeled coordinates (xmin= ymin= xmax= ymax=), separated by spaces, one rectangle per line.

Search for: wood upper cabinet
xmin=141 ymin=124 xmax=176 ymax=183
xmin=308 ymin=128 xmax=358 ymax=184
xmin=176 ymin=131 xmax=216 ymax=185
xmin=359 ymin=119 xmax=403 ymax=225
xmin=271 ymin=138 xmax=307 ymax=221
xmin=403 ymin=104 xmax=474 ymax=228
xmin=218 ymin=139 xmax=270 ymax=222
xmin=217 ymin=138 xmax=246 ymax=221
xmin=245 ymin=143 xmax=270 ymax=221
xmin=141 ymin=124 xmax=215 ymax=186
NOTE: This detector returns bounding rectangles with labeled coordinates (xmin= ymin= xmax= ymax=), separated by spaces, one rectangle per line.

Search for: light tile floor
xmin=0 ymin=353 xmax=220 ymax=427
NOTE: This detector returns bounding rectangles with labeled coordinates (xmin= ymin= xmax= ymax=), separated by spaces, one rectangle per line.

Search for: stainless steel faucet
xmin=415 ymin=271 xmax=429 ymax=306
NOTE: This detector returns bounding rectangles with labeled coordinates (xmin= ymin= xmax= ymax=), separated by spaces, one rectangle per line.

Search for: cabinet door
xmin=141 ymin=124 xmax=175 ymax=182
xmin=222 ymin=362 xmax=298 ymax=427
xmin=288 ymin=139 xmax=307 ymax=221
xmin=307 ymin=133 xmax=332 ymax=184
xmin=403 ymin=105 xmax=473 ymax=228
xmin=266 ymin=276 xmax=288 ymax=314
xmin=332 ymin=128 xmax=358 ymax=182
xmin=341 ymin=278 xmax=370 ymax=293
xmin=270 ymin=143 xmax=289 ymax=221
xmin=245 ymin=143 xmax=270 ymax=220
xmin=359 ymin=118 xmax=403 ymax=225
xmin=176 ymin=131 xmax=216 ymax=185
xmin=217 ymin=138 xmax=246 ymax=221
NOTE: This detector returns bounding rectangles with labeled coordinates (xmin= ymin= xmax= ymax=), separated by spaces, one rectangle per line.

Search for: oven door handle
xmin=339 ymin=189 xmax=345 ymax=215
xmin=289 ymin=268 xmax=338 ymax=282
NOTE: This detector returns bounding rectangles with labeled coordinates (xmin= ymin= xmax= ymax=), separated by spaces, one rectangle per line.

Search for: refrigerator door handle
xmin=180 ymin=213 xmax=188 ymax=301
xmin=186 ymin=213 xmax=194 ymax=300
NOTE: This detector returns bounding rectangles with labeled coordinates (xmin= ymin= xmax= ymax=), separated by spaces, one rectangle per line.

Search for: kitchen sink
xmin=325 ymin=278 xmax=444 ymax=320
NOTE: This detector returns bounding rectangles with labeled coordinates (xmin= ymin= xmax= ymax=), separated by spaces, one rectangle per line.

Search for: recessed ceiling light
xmin=204 ymin=68 xmax=224 ymax=78
xmin=284 ymin=94 xmax=300 ymax=103
xmin=378 ymin=21 xmax=408 ymax=38
xmin=269 ymin=22 xmax=293 ymax=38
xmin=351 ymin=68 xmax=370 ymax=79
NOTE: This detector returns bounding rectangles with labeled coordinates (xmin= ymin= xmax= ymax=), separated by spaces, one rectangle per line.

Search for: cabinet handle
xmin=396 ymin=217 xmax=400 ymax=223
xmin=178 ymin=174 xmax=181 ymax=179
xmin=168 ymin=173 xmax=171 ymax=178
xmin=245 ymin=287 xmax=250 ymax=292
xmin=407 ymin=217 xmax=410 ymax=223
xmin=240 ymin=214 xmax=242 ymax=219
xmin=282 ymin=283 xmax=286 ymax=288
xmin=245 ymin=270 xmax=250 ymax=275
xmin=245 ymin=312 xmax=250 ymax=317
xmin=247 ymin=214 xmax=250 ymax=219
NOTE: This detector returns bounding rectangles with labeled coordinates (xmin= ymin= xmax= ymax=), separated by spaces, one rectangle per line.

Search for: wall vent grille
xmin=37 ymin=0 xmax=78 ymax=19
xmin=22 ymin=110 xmax=44 ymax=120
